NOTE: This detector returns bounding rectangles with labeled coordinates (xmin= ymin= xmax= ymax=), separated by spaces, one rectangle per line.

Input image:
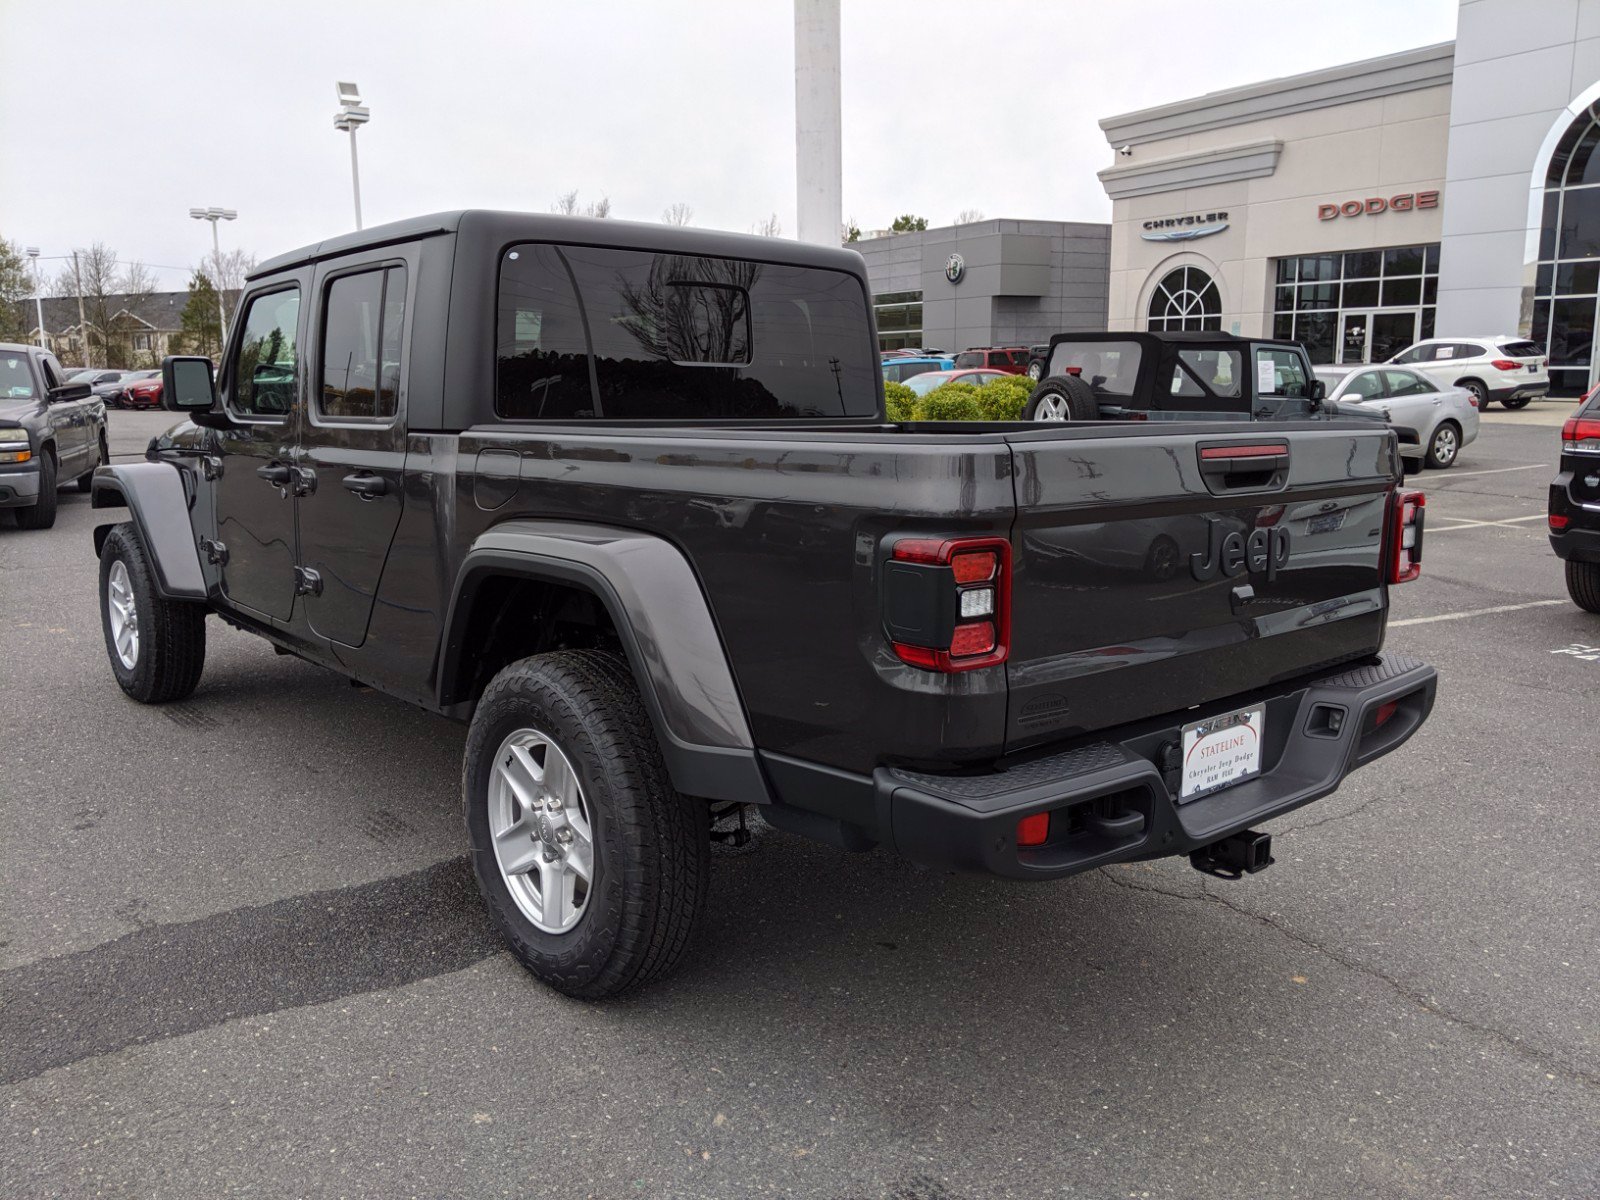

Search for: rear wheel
xmin=98 ymin=523 xmax=207 ymax=702
xmin=1567 ymin=559 xmax=1600 ymax=613
xmin=1460 ymin=379 xmax=1490 ymax=410
xmin=463 ymin=650 xmax=710 ymax=999
xmin=1425 ymin=420 xmax=1461 ymax=469
xmin=1502 ymin=396 xmax=1532 ymax=410
xmin=1025 ymin=375 xmax=1100 ymax=422
xmin=13 ymin=450 xmax=57 ymax=530
xmin=1026 ymin=360 xmax=1043 ymax=381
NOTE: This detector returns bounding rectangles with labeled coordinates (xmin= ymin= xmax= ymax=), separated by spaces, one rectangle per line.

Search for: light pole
xmin=189 ymin=206 xmax=237 ymax=347
xmin=24 ymin=247 xmax=45 ymax=350
xmin=334 ymin=81 xmax=370 ymax=230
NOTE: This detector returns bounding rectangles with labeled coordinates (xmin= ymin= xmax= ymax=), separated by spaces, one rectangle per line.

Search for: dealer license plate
xmin=1180 ymin=704 xmax=1264 ymax=801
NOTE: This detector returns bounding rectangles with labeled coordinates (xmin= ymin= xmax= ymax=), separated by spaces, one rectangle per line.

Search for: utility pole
xmin=25 ymin=247 xmax=45 ymax=350
xmin=73 ymin=251 xmax=91 ymax=368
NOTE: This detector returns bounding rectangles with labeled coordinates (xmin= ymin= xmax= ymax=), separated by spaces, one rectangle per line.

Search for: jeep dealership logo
xmin=945 ymin=253 xmax=965 ymax=284
xmin=1141 ymin=211 xmax=1229 ymax=242
xmin=1317 ymin=190 xmax=1439 ymax=220
xmin=1190 ymin=520 xmax=1292 ymax=583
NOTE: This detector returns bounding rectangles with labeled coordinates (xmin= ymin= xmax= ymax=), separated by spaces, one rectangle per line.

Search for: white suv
xmin=1387 ymin=337 xmax=1548 ymax=410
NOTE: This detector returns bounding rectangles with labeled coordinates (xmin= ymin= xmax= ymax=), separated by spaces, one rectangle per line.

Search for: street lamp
xmin=334 ymin=81 xmax=370 ymax=230
xmin=189 ymin=207 xmax=237 ymax=343
xmin=24 ymin=247 xmax=45 ymax=350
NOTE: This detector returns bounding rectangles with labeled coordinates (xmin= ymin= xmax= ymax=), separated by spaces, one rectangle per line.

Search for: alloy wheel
xmin=1432 ymin=425 xmax=1458 ymax=466
xmin=106 ymin=559 xmax=139 ymax=669
xmin=487 ymin=728 xmax=596 ymax=934
xmin=1034 ymin=393 xmax=1070 ymax=421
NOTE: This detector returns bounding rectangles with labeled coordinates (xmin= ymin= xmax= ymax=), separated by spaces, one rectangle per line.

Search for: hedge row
xmin=884 ymin=374 xmax=1034 ymax=422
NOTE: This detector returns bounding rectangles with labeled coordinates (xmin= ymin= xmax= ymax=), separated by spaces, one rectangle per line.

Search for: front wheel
xmin=13 ymin=451 xmax=57 ymax=530
xmin=99 ymin=523 xmax=207 ymax=702
xmin=1425 ymin=420 xmax=1461 ymax=469
xmin=463 ymin=650 xmax=710 ymax=999
xmin=1567 ymin=559 xmax=1600 ymax=613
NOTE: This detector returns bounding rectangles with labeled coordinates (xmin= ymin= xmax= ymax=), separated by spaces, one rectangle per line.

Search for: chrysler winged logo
xmin=1191 ymin=520 xmax=1292 ymax=583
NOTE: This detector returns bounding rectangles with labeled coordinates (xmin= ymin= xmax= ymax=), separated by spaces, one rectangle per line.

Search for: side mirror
xmin=1310 ymin=379 xmax=1327 ymax=401
xmin=48 ymin=383 xmax=92 ymax=403
xmin=161 ymin=356 xmax=217 ymax=413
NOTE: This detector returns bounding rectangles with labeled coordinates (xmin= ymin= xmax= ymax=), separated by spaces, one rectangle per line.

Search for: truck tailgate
xmin=1002 ymin=423 xmax=1396 ymax=752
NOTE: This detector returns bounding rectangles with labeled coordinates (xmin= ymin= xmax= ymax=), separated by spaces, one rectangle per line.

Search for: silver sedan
xmin=1314 ymin=364 xmax=1480 ymax=469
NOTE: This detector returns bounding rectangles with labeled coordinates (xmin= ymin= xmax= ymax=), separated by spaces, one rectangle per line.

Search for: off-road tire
xmin=98 ymin=522 xmax=207 ymax=703
xmin=463 ymin=650 xmax=710 ymax=999
xmin=77 ymin=432 xmax=108 ymax=492
xmin=1025 ymin=374 xmax=1100 ymax=422
xmin=1567 ymin=559 xmax=1600 ymax=613
xmin=14 ymin=449 xmax=57 ymax=530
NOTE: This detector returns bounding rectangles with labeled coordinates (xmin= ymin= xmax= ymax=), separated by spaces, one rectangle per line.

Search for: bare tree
xmin=203 ymin=247 xmax=257 ymax=304
xmin=956 ymin=208 xmax=985 ymax=225
xmin=118 ymin=260 xmax=160 ymax=366
xmin=750 ymin=213 xmax=782 ymax=237
xmin=554 ymin=190 xmax=612 ymax=218
xmin=662 ymin=202 xmax=694 ymax=227
xmin=57 ymin=244 xmax=122 ymax=366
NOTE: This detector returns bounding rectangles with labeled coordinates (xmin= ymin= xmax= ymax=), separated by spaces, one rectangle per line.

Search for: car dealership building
xmin=1096 ymin=0 xmax=1600 ymax=395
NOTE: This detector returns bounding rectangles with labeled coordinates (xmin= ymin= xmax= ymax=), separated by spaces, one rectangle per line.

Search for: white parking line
xmin=1429 ymin=514 xmax=1548 ymax=532
xmin=1436 ymin=464 xmax=1546 ymax=479
xmin=1390 ymin=600 xmax=1565 ymax=627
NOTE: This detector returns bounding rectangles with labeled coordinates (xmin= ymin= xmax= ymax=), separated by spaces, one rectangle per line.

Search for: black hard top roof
xmin=1050 ymin=330 xmax=1297 ymax=347
xmin=251 ymin=210 xmax=870 ymax=280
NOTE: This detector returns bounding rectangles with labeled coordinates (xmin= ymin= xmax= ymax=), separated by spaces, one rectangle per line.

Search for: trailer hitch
xmin=1190 ymin=829 xmax=1274 ymax=880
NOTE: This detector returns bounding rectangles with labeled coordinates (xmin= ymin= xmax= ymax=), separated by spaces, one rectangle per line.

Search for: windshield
xmin=906 ymin=372 xmax=952 ymax=397
xmin=1 ymin=352 xmax=37 ymax=399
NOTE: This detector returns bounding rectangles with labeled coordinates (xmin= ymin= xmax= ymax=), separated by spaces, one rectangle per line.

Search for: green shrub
xmin=974 ymin=375 xmax=1034 ymax=421
xmin=883 ymin=380 xmax=917 ymax=422
xmin=913 ymin=383 xmax=983 ymax=422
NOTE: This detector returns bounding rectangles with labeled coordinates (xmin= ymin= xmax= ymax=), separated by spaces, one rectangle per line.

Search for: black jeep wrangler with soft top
xmin=91 ymin=212 xmax=1437 ymax=998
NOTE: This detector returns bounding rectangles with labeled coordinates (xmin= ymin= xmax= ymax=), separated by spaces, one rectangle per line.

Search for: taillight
xmin=1016 ymin=812 xmax=1050 ymax=847
xmin=1390 ymin=489 xmax=1425 ymax=584
xmin=1490 ymin=359 xmax=1519 ymax=371
xmin=885 ymin=535 xmax=1011 ymax=672
xmin=1561 ymin=415 xmax=1600 ymax=451
xmin=1550 ymin=512 xmax=1571 ymax=530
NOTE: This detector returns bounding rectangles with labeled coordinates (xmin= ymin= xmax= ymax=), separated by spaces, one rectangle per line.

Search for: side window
xmin=320 ymin=265 xmax=406 ymax=420
xmin=1456 ymin=342 xmax=1488 ymax=360
xmin=231 ymin=288 xmax=301 ymax=418
xmin=1392 ymin=343 xmax=1432 ymax=365
xmin=1383 ymin=370 xmax=1435 ymax=396
xmin=497 ymin=244 xmax=878 ymax=419
xmin=1256 ymin=348 xmax=1309 ymax=398
xmin=954 ymin=352 xmax=982 ymax=369
xmin=39 ymin=356 xmax=62 ymax=390
xmin=1344 ymin=371 xmax=1386 ymax=399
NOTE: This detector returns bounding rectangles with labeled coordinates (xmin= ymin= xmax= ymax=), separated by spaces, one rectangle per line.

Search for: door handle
xmin=342 ymin=472 xmax=389 ymax=499
xmin=256 ymin=463 xmax=292 ymax=486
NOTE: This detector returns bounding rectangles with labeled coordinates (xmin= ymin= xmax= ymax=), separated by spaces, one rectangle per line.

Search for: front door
xmin=1339 ymin=312 xmax=1370 ymax=364
xmin=293 ymin=259 xmax=410 ymax=647
xmin=212 ymin=284 xmax=304 ymax=622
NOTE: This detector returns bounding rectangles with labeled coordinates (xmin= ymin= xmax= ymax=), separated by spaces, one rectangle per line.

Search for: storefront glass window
xmin=873 ymin=290 xmax=922 ymax=351
xmin=1146 ymin=266 xmax=1222 ymax=331
xmin=1533 ymin=101 xmax=1600 ymax=394
xmin=1270 ymin=245 xmax=1439 ymax=365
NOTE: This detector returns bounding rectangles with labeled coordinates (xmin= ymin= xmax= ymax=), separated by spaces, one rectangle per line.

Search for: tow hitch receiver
xmin=1190 ymin=830 xmax=1274 ymax=879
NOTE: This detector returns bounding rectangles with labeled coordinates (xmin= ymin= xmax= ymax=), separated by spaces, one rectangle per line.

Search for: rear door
xmin=293 ymin=252 xmax=412 ymax=647
xmin=1004 ymin=423 xmax=1395 ymax=751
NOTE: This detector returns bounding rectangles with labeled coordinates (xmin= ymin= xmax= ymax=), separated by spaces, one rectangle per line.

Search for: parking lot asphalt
xmin=3 ymin=406 xmax=1597 ymax=1199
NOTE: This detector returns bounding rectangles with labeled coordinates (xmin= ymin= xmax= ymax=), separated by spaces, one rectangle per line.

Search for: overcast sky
xmin=3 ymin=0 xmax=1460 ymax=292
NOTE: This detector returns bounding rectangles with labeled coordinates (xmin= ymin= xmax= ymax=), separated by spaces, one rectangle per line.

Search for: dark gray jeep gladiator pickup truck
xmin=90 ymin=211 xmax=1437 ymax=998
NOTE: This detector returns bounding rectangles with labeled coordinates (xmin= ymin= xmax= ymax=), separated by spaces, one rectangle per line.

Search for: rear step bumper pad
xmin=876 ymin=651 xmax=1437 ymax=880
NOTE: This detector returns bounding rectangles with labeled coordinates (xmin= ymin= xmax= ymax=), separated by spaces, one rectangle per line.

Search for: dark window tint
xmin=1342 ymin=279 xmax=1379 ymax=308
xmin=231 ymin=288 xmax=300 ymax=417
xmin=1555 ymin=261 xmax=1600 ymax=295
xmin=1390 ymin=343 xmax=1432 ymax=364
xmin=953 ymin=352 xmax=982 ymax=368
xmin=1550 ymin=299 xmax=1594 ymax=366
xmin=1383 ymin=246 xmax=1424 ymax=276
xmin=1296 ymin=311 xmax=1337 ymax=366
xmin=1272 ymin=311 xmax=1294 ymax=340
xmin=320 ymin=265 xmax=406 ymax=420
xmin=1381 ymin=276 xmax=1421 ymax=306
xmin=1297 ymin=282 xmax=1337 ymax=310
xmin=1560 ymin=187 xmax=1600 ymax=259
xmin=889 ymin=361 xmax=939 ymax=382
xmin=1296 ymin=255 xmax=1339 ymax=282
xmin=1498 ymin=340 xmax=1542 ymax=358
xmin=1274 ymin=259 xmax=1296 ymax=284
xmin=1343 ymin=251 xmax=1383 ymax=279
xmin=1008 ymin=350 xmax=1028 ymax=366
xmin=497 ymin=244 xmax=877 ymax=420
xmin=1382 ymin=370 xmax=1435 ymax=396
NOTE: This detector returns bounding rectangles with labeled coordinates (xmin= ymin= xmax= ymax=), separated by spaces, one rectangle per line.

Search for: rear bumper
xmin=874 ymin=652 xmax=1436 ymax=880
xmin=1548 ymin=479 xmax=1600 ymax=562
xmin=0 ymin=463 xmax=42 ymax=508
xmin=1550 ymin=523 xmax=1600 ymax=563
xmin=1488 ymin=381 xmax=1549 ymax=402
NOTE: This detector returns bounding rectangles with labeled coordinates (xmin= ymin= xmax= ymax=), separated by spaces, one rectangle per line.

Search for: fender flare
xmin=89 ymin=463 xmax=207 ymax=600
xmin=438 ymin=520 xmax=771 ymax=806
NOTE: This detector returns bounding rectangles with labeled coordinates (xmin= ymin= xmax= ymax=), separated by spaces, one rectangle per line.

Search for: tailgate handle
xmin=1198 ymin=441 xmax=1289 ymax=492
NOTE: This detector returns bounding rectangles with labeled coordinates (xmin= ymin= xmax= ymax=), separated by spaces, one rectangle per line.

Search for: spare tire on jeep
xmin=1025 ymin=374 xmax=1100 ymax=422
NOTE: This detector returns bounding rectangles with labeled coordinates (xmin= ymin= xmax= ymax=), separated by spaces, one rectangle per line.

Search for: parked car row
xmin=881 ymin=345 xmax=1031 ymax=384
xmin=1313 ymin=364 xmax=1478 ymax=470
xmin=64 ymin=368 xmax=164 ymax=409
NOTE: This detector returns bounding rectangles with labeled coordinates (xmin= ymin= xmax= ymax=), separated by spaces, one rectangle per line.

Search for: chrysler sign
xmin=1141 ymin=211 xmax=1229 ymax=242
xmin=1317 ymin=191 xmax=1439 ymax=220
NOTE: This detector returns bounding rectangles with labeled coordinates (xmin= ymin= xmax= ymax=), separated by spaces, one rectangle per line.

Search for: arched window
xmin=1534 ymin=103 xmax=1600 ymax=395
xmin=1147 ymin=266 xmax=1222 ymax=332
